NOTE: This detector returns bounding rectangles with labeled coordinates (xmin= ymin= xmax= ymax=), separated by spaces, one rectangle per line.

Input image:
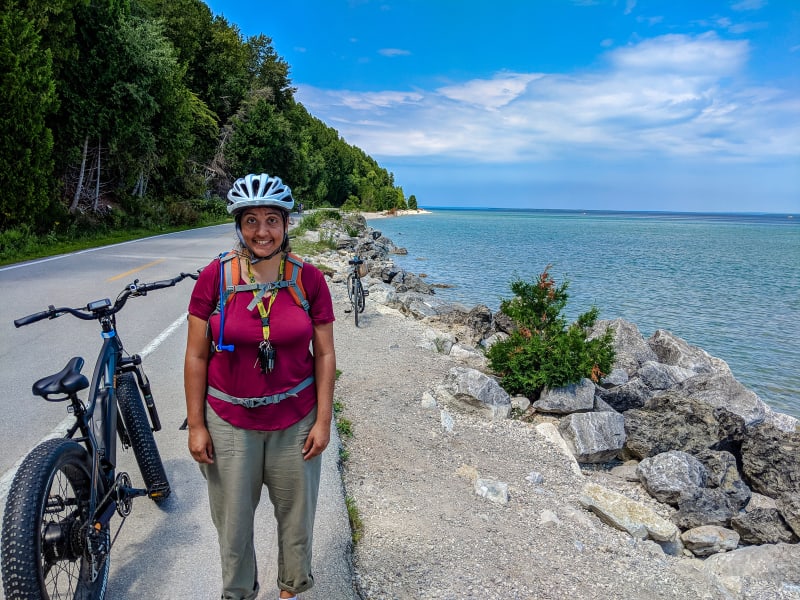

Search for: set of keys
xmin=256 ymin=340 xmax=276 ymax=374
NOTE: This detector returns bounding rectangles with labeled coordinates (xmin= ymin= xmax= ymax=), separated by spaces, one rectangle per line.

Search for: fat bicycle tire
xmin=1 ymin=438 xmax=110 ymax=600
xmin=116 ymin=373 xmax=171 ymax=503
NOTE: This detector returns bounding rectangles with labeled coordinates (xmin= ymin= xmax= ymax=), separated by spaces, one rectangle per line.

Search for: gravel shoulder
xmin=327 ymin=279 xmax=739 ymax=600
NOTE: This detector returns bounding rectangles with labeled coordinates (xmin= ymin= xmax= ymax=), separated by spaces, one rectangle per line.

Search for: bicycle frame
xmin=63 ymin=311 xmax=156 ymax=531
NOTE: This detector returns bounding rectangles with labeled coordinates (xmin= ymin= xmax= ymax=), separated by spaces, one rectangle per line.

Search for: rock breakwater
xmin=299 ymin=212 xmax=800 ymax=598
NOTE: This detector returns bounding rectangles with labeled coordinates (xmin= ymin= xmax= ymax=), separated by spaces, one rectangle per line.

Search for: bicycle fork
xmin=119 ymin=355 xmax=162 ymax=432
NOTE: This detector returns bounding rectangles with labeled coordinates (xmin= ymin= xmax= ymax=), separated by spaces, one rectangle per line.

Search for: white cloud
xmin=731 ymin=0 xmax=767 ymax=11
xmin=437 ymin=73 xmax=544 ymax=109
xmin=608 ymin=33 xmax=748 ymax=75
xmin=296 ymin=33 xmax=800 ymax=167
xmin=378 ymin=48 xmax=411 ymax=57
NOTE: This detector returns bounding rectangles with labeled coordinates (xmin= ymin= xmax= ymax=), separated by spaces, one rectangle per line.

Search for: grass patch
xmin=0 ymin=216 xmax=230 ymax=267
xmin=345 ymin=495 xmax=363 ymax=545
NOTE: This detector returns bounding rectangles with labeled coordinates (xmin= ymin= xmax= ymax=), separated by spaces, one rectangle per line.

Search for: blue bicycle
xmin=1 ymin=272 xmax=196 ymax=600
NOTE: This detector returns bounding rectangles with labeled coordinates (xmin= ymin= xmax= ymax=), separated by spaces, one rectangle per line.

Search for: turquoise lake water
xmin=366 ymin=209 xmax=800 ymax=419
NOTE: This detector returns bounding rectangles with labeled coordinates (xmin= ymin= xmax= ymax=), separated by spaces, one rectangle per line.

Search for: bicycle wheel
xmin=355 ymin=278 xmax=366 ymax=313
xmin=1 ymin=438 xmax=109 ymax=600
xmin=346 ymin=274 xmax=360 ymax=327
xmin=116 ymin=372 xmax=171 ymax=503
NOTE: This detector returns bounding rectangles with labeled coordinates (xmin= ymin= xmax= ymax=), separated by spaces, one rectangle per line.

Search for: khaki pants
xmin=201 ymin=406 xmax=321 ymax=599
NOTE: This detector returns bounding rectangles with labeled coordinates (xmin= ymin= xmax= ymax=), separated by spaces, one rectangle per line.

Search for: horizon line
xmin=417 ymin=206 xmax=799 ymax=217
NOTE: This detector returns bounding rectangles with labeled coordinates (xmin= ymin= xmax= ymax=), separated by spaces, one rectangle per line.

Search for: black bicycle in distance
xmin=346 ymin=256 xmax=368 ymax=327
xmin=1 ymin=272 xmax=197 ymax=600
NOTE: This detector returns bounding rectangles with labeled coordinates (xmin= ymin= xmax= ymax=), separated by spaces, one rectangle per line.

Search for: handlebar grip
xmin=14 ymin=308 xmax=54 ymax=328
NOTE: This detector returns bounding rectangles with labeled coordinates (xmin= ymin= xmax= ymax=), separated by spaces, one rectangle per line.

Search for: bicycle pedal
xmin=148 ymin=482 xmax=170 ymax=499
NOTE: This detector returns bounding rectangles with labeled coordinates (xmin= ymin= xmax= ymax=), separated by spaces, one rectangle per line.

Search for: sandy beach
xmin=359 ymin=208 xmax=433 ymax=220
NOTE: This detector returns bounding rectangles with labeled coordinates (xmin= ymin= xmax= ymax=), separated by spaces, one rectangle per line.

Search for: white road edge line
xmin=0 ymin=312 xmax=189 ymax=505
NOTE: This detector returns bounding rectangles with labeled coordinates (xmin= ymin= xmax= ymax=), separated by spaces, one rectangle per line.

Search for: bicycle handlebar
xmin=13 ymin=272 xmax=199 ymax=328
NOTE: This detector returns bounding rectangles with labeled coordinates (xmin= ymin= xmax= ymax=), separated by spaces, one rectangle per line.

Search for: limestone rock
xmin=600 ymin=367 xmax=629 ymax=387
xmin=579 ymin=482 xmax=682 ymax=554
xmin=624 ymin=392 xmax=725 ymax=459
xmin=680 ymin=525 xmax=739 ymax=557
xmin=777 ymin=494 xmax=800 ymax=539
xmin=637 ymin=361 xmax=694 ymax=391
xmin=647 ymin=329 xmax=731 ymax=376
xmin=741 ymin=421 xmax=800 ymax=503
xmin=730 ymin=508 xmax=799 ymax=545
xmin=672 ymin=371 xmax=767 ymax=427
xmin=637 ymin=450 xmax=707 ymax=506
xmin=592 ymin=318 xmax=658 ymax=376
xmin=534 ymin=422 xmax=583 ymax=476
xmin=443 ymin=367 xmax=511 ymax=420
xmin=533 ymin=378 xmax=596 ymax=414
xmin=672 ymin=488 xmax=740 ymax=529
xmin=702 ymin=542 xmax=800 ymax=590
xmin=558 ymin=411 xmax=626 ymax=463
xmin=595 ymin=377 xmax=652 ymax=412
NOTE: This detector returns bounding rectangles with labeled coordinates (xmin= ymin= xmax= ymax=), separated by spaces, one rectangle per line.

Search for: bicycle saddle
xmin=33 ymin=356 xmax=90 ymax=400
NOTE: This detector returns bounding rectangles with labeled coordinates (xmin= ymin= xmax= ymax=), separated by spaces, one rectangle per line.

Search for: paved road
xmin=0 ymin=224 xmax=355 ymax=599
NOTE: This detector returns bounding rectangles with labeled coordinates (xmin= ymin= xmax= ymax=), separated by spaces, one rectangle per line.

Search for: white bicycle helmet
xmin=226 ymin=173 xmax=294 ymax=214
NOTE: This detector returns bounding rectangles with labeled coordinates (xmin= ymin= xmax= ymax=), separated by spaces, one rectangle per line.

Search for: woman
xmin=184 ymin=173 xmax=336 ymax=600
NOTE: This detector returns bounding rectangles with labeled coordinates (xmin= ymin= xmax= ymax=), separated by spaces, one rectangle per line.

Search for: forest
xmin=0 ymin=0 xmax=415 ymax=236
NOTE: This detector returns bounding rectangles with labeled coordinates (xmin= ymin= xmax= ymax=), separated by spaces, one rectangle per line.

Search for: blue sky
xmin=205 ymin=0 xmax=799 ymax=213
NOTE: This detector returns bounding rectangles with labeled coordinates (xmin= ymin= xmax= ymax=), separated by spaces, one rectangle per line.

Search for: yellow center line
xmin=107 ymin=258 xmax=166 ymax=282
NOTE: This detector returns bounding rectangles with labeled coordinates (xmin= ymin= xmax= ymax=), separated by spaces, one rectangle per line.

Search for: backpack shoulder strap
xmin=284 ymin=253 xmax=310 ymax=313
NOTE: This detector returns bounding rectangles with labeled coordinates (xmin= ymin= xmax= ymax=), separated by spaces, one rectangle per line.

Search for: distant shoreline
xmin=361 ymin=208 xmax=432 ymax=220
xmin=363 ymin=207 xmax=797 ymax=224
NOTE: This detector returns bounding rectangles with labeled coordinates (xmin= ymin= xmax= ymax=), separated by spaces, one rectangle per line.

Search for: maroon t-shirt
xmin=188 ymin=254 xmax=335 ymax=431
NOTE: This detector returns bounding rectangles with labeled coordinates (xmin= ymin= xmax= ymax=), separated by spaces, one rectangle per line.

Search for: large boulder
xmin=392 ymin=271 xmax=434 ymax=295
xmin=637 ymin=450 xmax=707 ymax=506
xmin=391 ymin=292 xmax=451 ymax=319
xmin=637 ymin=361 xmax=694 ymax=391
xmin=680 ymin=525 xmax=739 ymax=557
xmin=623 ymin=392 xmax=739 ymax=459
xmin=730 ymin=508 xmax=799 ymax=545
xmin=741 ymin=421 xmax=800 ymax=503
xmin=579 ymin=482 xmax=683 ymax=555
xmin=670 ymin=450 xmax=751 ymax=530
xmin=595 ymin=378 xmax=653 ymax=412
xmin=647 ymin=329 xmax=731 ymax=376
xmin=672 ymin=488 xmax=741 ymax=529
xmin=777 ymin=494 xmax=800 ymax=539
xmin=558 ymin=411 xmax=626 ymax=463
xmin=533 ymin=378 xmax=596 ymax=414
xmin=695 ymin=449 xmax=751 ymax=510
xmin=442 ymin=367 xmax=511 ymax=419
xmin=591 ymin=319 xmax=658 ymax=377
xmin=702 ymin=543 xmax=800 ymax=594
xmin=672 ymin=372 xmax=768 ymax=427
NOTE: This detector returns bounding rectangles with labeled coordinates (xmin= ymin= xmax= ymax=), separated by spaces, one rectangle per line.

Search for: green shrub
xmin=487 ymin=266 xmax=615 ymax=399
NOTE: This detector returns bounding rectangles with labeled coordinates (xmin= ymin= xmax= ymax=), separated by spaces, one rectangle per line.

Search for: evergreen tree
xmin=0 ymin=7 xmax=58 ymax=228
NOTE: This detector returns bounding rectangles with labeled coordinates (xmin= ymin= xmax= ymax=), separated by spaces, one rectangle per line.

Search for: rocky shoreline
xmin=299 ymin=212 xmax=800 ymax=599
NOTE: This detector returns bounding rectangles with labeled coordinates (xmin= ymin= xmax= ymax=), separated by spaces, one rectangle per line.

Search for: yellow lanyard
xmin=246 ymin=255 xmax=285 ymax=342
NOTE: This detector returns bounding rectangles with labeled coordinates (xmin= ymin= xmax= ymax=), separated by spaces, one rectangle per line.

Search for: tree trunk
xmin=69 ymin=135 xmax=89 ymax=213
xmin=92 ymin=136 xmax=101 ymax=212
